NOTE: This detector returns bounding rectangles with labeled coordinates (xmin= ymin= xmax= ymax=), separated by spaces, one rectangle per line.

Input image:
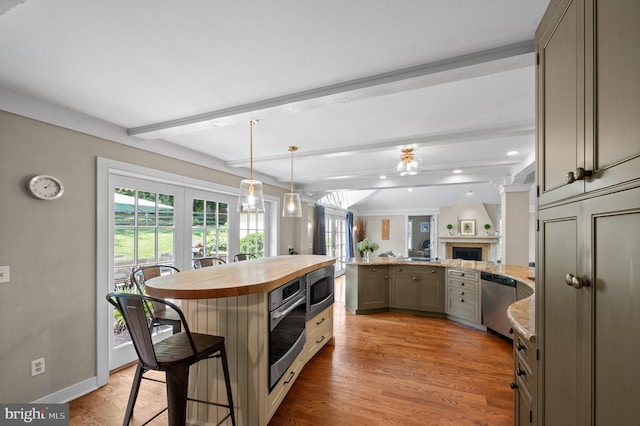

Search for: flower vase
xmin=364 ymin=251 xmax=370 ymax=262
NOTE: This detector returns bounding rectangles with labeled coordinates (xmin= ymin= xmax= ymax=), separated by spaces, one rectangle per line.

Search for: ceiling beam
xmin=127 ymin=40 xmax=534 ymax=139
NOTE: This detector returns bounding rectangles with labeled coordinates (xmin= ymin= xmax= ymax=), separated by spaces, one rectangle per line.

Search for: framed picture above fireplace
xmin=460 ymin=219 xmax=475 ymax=236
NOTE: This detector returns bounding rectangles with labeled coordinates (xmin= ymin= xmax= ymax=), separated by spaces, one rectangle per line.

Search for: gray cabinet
xmin=536 ymin=1 xmax=640 ymax=424
xmin=538 ymin=0 xmax=640 ymax=207
xmin=389 ymin=265 xmax=444 ymax=313
xmin=512 ymin=330 xmax=535 ymax=426
xmin=345 ymin=264 xmax=389 ymax=314
xmin=445 ymin=268 xmax=481 ymax=324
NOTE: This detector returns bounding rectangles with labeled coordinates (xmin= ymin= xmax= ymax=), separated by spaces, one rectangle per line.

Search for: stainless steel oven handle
xmin=272 ymin=294 xmax=306 ymax=320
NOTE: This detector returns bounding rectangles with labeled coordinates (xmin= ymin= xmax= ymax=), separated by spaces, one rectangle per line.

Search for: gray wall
xmin=0 ymin=111 xmax=291 ymax=402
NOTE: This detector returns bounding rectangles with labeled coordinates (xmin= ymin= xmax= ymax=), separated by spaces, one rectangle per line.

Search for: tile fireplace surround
xmin=438 ymin=236 xmax=500 ymax=261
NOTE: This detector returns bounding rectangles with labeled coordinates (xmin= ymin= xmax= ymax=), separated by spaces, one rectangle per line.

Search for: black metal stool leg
xmin=165 ymin=363 xmax=190 ymax=426
xmin=219 ymin=345 xmax=236 ymax=426
xmin=123 ymin=362 xmax=145 ymax=426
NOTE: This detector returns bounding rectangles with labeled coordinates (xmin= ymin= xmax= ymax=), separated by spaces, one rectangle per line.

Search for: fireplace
xmin=452 ymin=246 xmax=482 ymax=261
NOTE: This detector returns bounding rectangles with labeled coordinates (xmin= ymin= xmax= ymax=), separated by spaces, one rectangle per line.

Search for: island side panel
xmin=183 ymin=292 xmax=268 ymax=426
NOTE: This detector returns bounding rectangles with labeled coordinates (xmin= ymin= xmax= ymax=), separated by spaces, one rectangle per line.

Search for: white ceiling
xmin=0 ymin=0 xmax=549 ymax=211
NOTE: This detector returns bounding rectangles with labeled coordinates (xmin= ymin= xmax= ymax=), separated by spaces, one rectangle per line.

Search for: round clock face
xmin=28 ymin=175 xmax=64 ymax=200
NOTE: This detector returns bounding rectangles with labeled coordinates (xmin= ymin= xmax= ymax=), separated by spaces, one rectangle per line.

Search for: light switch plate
xmin=0 ymin=266 xmax=10 ymax=283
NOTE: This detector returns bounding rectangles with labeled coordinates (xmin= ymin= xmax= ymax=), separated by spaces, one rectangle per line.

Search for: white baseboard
xmin=32 ymin=377 xmax=98 ymax=404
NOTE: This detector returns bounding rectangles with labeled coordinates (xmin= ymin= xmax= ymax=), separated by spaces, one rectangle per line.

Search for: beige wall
xmin=354 ymin=215 xmax=405 ymax=257
xmin=0 ymin=111 xmax=291 ymax=402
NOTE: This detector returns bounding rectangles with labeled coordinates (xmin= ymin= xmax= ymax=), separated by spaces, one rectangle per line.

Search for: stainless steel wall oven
xmin=268 ymin=277 xmax=306 ymax=391
xmin=306 ymin=265 xmax=335 ymax=320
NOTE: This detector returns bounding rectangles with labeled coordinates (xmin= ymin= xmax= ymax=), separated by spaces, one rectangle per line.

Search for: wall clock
xmin=27 ymin=175 xmax=64 ymax=200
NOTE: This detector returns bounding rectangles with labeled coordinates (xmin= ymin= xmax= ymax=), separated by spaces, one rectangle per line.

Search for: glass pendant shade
xmin=282 ymin=192 xmax=302 ymax=217
xmin=237 ymin=179 xmax=265 ymax=213
xmin=395 ymin=147 xmax=421 ymax=176
xmin=282 ymin=145 xmax=302 ymax=217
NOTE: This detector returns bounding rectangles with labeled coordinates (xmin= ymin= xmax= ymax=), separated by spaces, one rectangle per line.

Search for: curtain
xmin=312 ymin=205 xmax=326 ymax=255
xmin=346 ymin=211 xmax=354 ymax=258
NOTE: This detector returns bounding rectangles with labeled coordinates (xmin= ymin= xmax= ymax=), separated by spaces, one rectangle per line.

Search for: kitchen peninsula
xmin=145 ymin=255 xmax=335 ymax=426
xmin=345 ymin=257 xmax=535 ymax=339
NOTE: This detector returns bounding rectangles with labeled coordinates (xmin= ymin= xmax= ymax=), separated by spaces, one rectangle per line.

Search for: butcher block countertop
xmin=347 ymin=257 xmax=536 ymax=340
xmin=145 ymin=255 xmax=335 ymax=300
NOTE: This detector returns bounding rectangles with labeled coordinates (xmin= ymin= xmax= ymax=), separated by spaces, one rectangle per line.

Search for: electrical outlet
xmin=31 ymin=358 xmax=45 ymax=376
xmin=0 ymin=265 xmax=9 ymax=283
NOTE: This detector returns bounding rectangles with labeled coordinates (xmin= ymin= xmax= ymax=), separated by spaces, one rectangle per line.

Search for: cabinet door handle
xmin=566 ymin=167 xmax=592 ymax=184
xmin=431 ymin=270 xmax=436 ymax=274
xmin=460 ymin=282 xmax=465 ymax=286
xmin=283 ymin=371 xmax=295 ymax=385
xmin=517 ymin=368 xmax=526 ymax=377
xmin=459 ymin=298 xmax=465 ymax=302
xmin=384 ymin=276 xmax=388 ymax=279
xmin=516 ymin=343 xmax=526 ymax=351
xmin=510 ymin=382 xmax=518 ymax=390
xmin=565 ymin=273 xmax=590 ymax=289
xmin=459 ymin=291 xmax=464 ymax=295
xmin=372 ymin=268 xmax=376 ymax=272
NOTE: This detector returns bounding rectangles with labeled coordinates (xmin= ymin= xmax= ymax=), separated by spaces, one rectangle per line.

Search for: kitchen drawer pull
xmin=283 ymin=371 xmax=295 ymax=385
xmin=316 ymin=335 xmax=326 ymax=344
xmin=459 ymin=298 xmax=465 ymax=302
xmin=372 ymin=268 xmax=376 ymax=272
xmin=516 ymin=343 xmax=526 ymax=351
xmin=516 ymin=368 xmax=526 ymax=377
xmin=510 ymin=382 xmax=518 ymax=390
xmin=316 ymin=317 xmax=326 ymax=325
xmin=459 ymin=291 xmax=464 ymax=295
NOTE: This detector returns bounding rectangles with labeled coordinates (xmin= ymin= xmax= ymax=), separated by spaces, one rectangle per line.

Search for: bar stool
xmin=106 ymin=292 xmax=236 ymax=426
xmin=130 ymin=265 xmax=182 ymax=334
xmin=233 ymin=253 xmax=257 ymax=262
xmin=193 ymin=256 xmax=226 ymax=269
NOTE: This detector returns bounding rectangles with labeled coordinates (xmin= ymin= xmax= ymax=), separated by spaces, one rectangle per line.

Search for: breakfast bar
xmin=145 ymin=255 xmax=336 ymax=426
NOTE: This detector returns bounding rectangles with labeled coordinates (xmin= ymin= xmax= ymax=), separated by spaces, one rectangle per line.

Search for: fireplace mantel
xmin=438 ymin=236 xmax=501 ymax=261
xmin=439 ymin=236 xmax=500 ymax=244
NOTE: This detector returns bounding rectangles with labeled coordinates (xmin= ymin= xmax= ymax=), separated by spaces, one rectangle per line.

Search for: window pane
xmin=114 ymin=228 xmax=135 ymax=265
xmin=114 ymin=188 xmax=135 ymax=226
xmin=158 ymin=229 xmax=174 ymax=262
xmin=158 ymin=194 xmax=174 ymax=226
xmin=192 ymin=199 xmax=204 ymax=226
xmin=206 ymin=201 xmax=217 ymax=226
xmin=137 ymin=229 xmax=156 ymax=263
xmin=137 ymin=192 xmax=156 ymax=226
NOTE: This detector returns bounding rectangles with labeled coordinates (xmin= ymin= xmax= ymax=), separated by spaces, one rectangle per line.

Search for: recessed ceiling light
xmin=466 ymin=190 xmax=474 ymax=196
xmin=379 ymin=175 xmax=387 ymax=179
xmin=453 ymin=169 xmax=462 ymax=174
xmin=408 ymin=188 xmax=413 ymax=192
xmin=507 ymin=151 xmax=519 ymax=156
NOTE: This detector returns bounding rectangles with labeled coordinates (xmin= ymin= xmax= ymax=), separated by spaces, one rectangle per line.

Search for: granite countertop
xmin=347 ymin=257 xmax=536 ymax=341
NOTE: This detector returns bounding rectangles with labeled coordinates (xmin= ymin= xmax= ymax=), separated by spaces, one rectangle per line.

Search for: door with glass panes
xmin=187 ymin=189 xmax=236 ymax=266
xmin=109 ymin=177 xmax=184 ymax=369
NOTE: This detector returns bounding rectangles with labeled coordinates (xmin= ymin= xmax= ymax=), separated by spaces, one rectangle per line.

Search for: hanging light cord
xmin=288 ymin=146 xmax=298 ymax=202
xmin=249 ymin=119 xmax=259 ymax=181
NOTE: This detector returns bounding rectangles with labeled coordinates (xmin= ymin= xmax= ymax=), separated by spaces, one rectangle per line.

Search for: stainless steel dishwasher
xmin=481 ymin=272 xmax=516 ymax=339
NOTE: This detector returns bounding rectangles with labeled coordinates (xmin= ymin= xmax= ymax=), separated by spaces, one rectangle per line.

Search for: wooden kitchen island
xmin=146 ymin=255 xmax=336 ymax=426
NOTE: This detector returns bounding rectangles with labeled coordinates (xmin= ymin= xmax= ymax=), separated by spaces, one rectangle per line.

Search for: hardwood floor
xmin=69 ymin=276 xmax=513 ymax=425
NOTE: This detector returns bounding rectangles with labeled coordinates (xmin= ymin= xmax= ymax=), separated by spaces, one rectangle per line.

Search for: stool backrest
xmin=106 ymin=292 xmax=195 ymax=370
xmin=233 ymin=253 xmax=257 ymax=262
xmin=193 ymin=257 xmax=226 ymax=269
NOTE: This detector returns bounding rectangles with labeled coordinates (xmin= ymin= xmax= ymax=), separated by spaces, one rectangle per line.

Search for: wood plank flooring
xmin=69 ymin=276 xmax=514 ymax=425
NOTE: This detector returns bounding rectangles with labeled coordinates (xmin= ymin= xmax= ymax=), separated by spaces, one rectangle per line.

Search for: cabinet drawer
xmin=446 ymin=289 xmax=480 ymax=323
xmin=306 ymin=305 xmax=333 ymax=360
xmin=447 ymin=277 xmax=479 ymax=292
xmin=306 ymin=306 xmax=332 ymax=335
xmin=268 ymin=349 xmax=305 ymax=420
xmin=306 ymin=318 xmax=332 ymax=360
xmin=515 ymin=355 xmax=534 ymax=395
xmin=447 ymin=268 xmax=479 ymax=282
xmin=514 ymin=332 xmax=535 ymax=370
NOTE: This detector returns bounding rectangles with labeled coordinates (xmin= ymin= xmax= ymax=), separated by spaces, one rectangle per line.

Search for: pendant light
xmin=395 ymin=147 xmax=421 ymax=176
xmin=237 ymin=120 xmax=265 ymax=213
xmin=282 ymin=146 xmax=302 ymax=217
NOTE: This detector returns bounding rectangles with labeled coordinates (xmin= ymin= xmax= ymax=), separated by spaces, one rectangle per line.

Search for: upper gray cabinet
xmin=537 ymin=0 xmax=640 ymax=207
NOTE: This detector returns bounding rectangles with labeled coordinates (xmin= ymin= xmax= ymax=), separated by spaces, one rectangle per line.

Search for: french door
xmin=325 ymin=213 xmax=346 ymax=275
xmin=108 ymin=176 xmax=185 ymax=370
